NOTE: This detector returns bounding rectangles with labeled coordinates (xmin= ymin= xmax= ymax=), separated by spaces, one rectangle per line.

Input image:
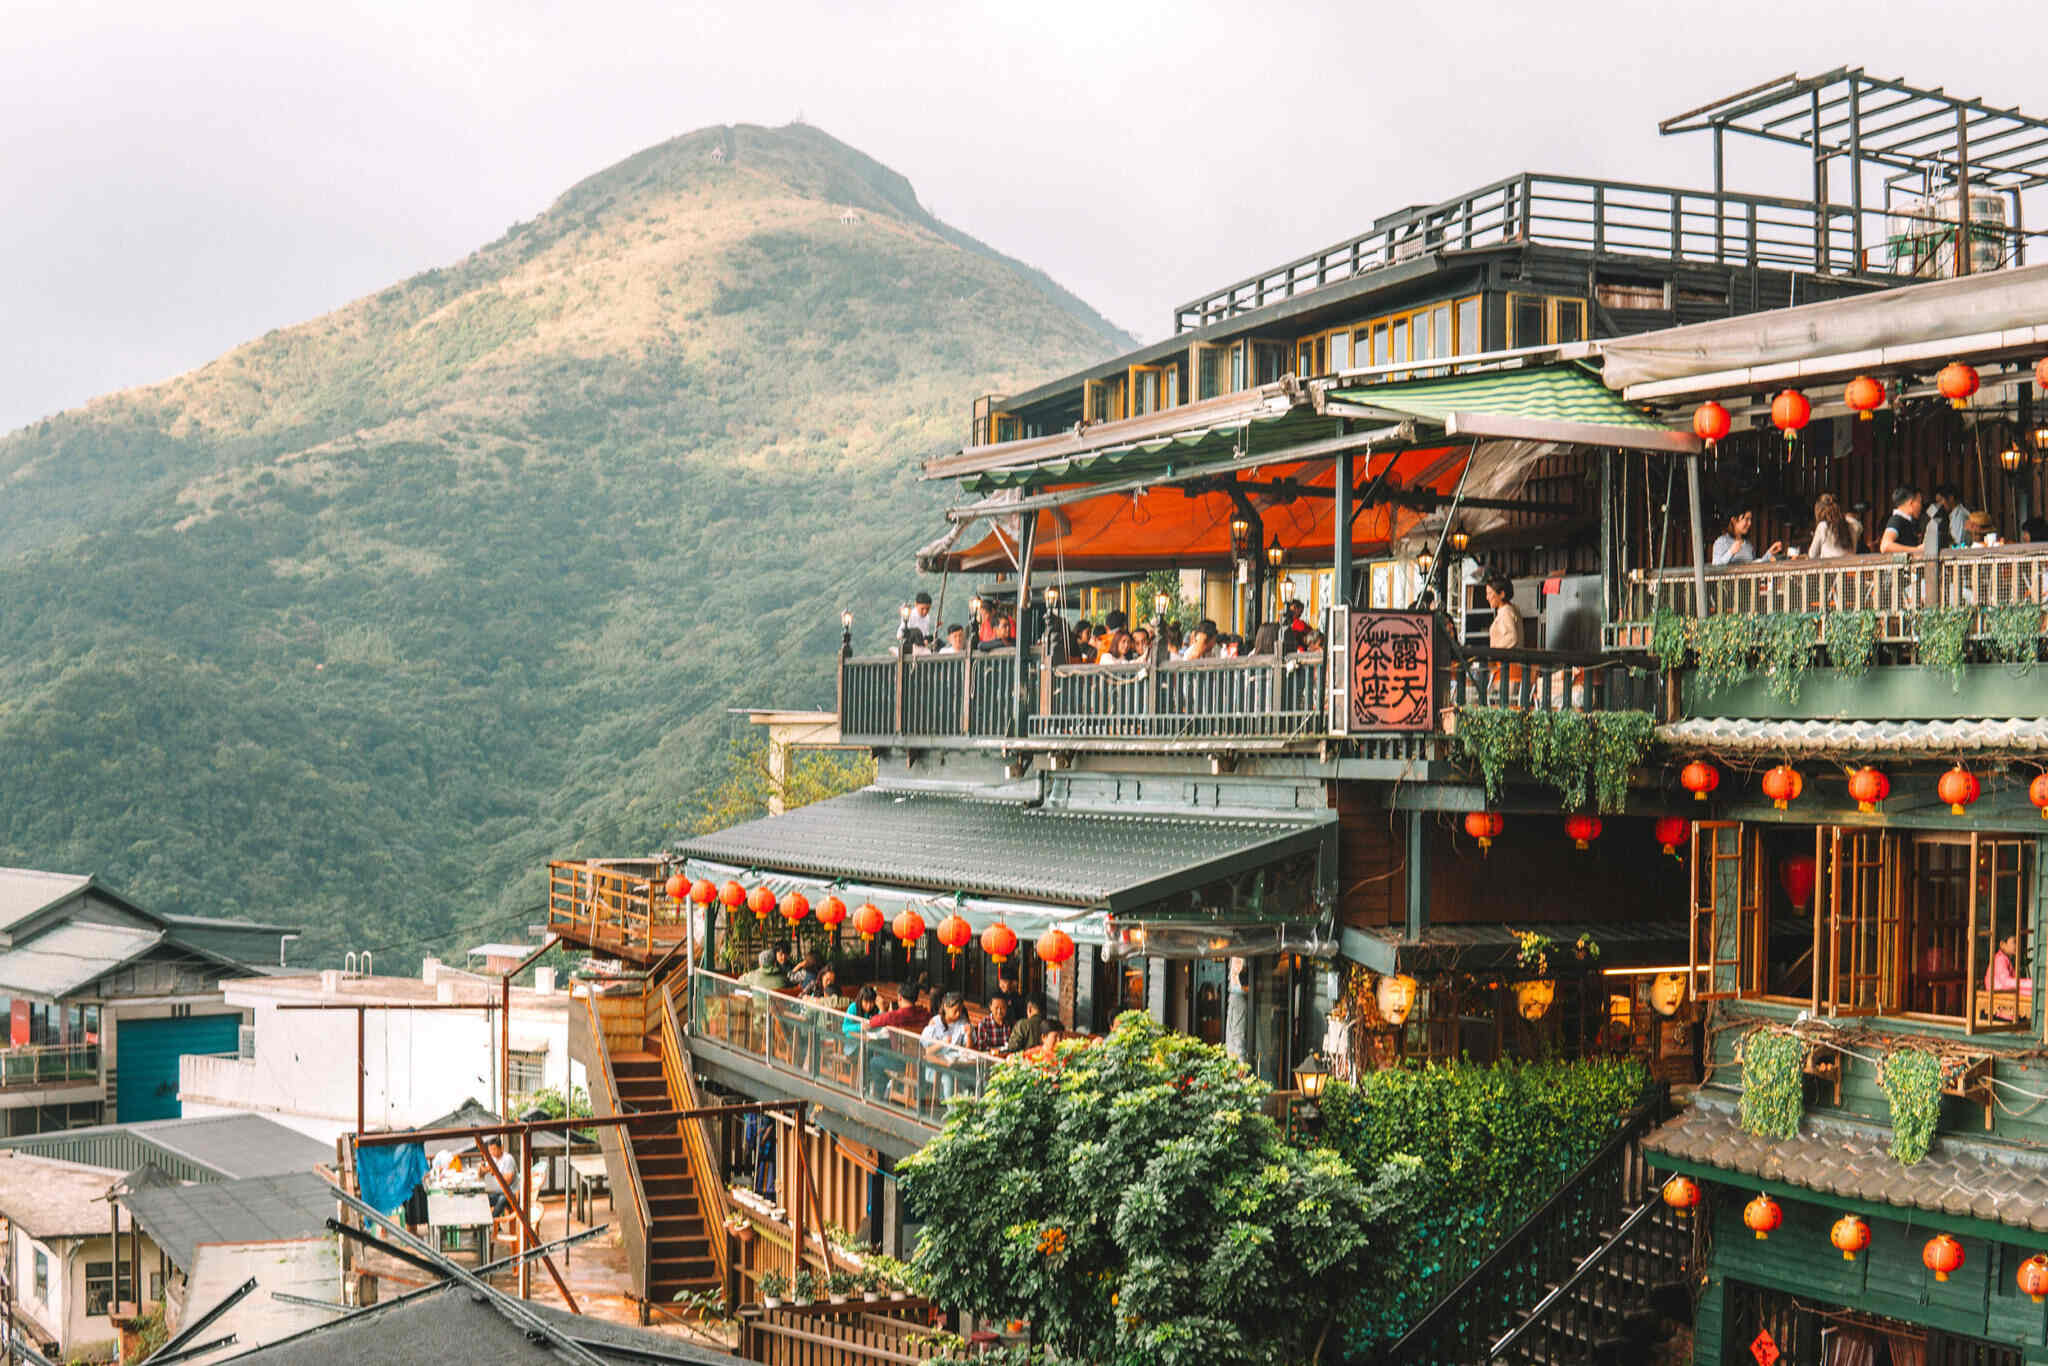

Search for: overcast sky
xmin=5 ymin=0 xmax=2045 ymax=433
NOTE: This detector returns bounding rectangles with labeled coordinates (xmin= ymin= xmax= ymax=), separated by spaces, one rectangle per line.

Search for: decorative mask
xmin=1649 ymin=972 xmax=1688 ymax=1018
xmin=1512 ymin=978 xmax=1555 ymax=1021
xmin=1374 ymin=973 xmax=1419 ymax=1026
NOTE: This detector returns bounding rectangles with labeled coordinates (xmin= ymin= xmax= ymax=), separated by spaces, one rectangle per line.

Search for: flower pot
xmin=828 ymin=1294 xmax=848 ymax=1305
xmin=762 ymin=1297 xmax=783 ymax=1310
xmin=888 ymin=1290 xmax=906 ymax=1301
xmin=861 ymin=1291 xmax=880 ymax=1302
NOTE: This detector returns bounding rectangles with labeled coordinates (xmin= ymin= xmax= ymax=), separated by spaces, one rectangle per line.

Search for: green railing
xmin=0 ymin=1043 xmax=99 ymax=1089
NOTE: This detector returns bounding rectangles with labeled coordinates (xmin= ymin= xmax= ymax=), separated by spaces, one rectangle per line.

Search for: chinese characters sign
xmin=1749 ymin=1329 xmax=1780 ymax=1366
xmin=1347 ymin=611 xmax=1435 ymax=731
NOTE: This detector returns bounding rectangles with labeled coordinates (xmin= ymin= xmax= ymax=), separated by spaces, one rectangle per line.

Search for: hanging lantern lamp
xmin=2036 ymin=355 xmax=2048 ymax=392
xmin=981 ymin=922 xmax=1018 ymax=964
xmin=1743 ymin=1194 xmax=1783 ymax=1240
xmin=1843 ymin=375 xmax=1885 ymax=420
xmin=1831 ymin=1215 xmax=1871 ymax=1261
xmin=1762 ymin=764 xmax=1804 ymax=810
xmin=663 ymin=872 xmax=688 ymax=902
xmin=1924 ymin=1233 xmax=1966 ymax=1282
xmin=1661 ymin=1175 xmax=1702 ymax=1217
xmin=1770 ymin=389 xmax=1811 ymax=438
xmin=815 ymin=895 xmax=847 ymax=930
xmin=1848 ymin=767 xmax=1891 ymax=814
xmin=2030 ymin=772 xmax=2048 ymax=819
xmin=1937 ymin=361 xmax=1980 ymax=408
xmin=1464 ymin=810 xmax=1504 ymax=852
xmin=1778 ymin=854 xmax=1817 ymax=911
xmin=1938 ymin=766 xmax=1980 ymax=817
xmin=1654 ymin=817 xmax=1690 ymax=856
xmin=690 ymin=878 xmax=718 ymax=906
xmin=851 ymin=902 xmax=885 ymax=946
xmin=2019 ymin=1254 xmax=2048 ymax=1303
xmin=747 ymin=885 xmax=778 ymax=920
xmin=891 ymin=908 xmax=926 ymax=946
xmin=1692 ymin=400 xmax=1732 ymax=445
xmin=1564 ymin=815 xmax=1602 ymax=851
xmin=1681 ymin=760 xmax=1720 ymax=802
xmin=778 ymin=891 xmax=810 ymax=926
xmin=1037 ymin=928 xmax=1076 ymax=967
xmin=718 ymin=880 xmax=746 ymax=909
xmin=937 ymin=913 xmax=973 ymax=961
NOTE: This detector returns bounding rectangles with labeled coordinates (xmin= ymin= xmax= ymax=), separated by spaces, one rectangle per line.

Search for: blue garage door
xmin=117 ymin=1014 xmax=242 ymax=1122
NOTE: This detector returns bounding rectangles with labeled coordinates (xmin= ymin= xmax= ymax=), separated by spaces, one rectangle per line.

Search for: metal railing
xmin=657 ymin=979 xmax=731 ymax=1291
xmin=692 ymin=970 xmax=995 ymax=1129
xmin=1607 ymin=544 xmax=2048 ymax=650
xmin=579 ymin=993 xmax=652 ymax=1301
xmin=0 ymin=1042 xmax=98 ymax=1089
xmin=839 ymin=653 xmax=1020 ymax=743
xmin=1031 ymin=651 xmax=1327 ymax=742
xmin=1444 ymin=646 xmax=1663 ymax=716
xmin=1174 ymin=172 xmax=1945 ymax=332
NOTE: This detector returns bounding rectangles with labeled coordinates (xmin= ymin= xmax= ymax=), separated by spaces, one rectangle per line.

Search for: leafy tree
xmin=898 ymin=1013 xmax=1420 ymax=1366
xmin=679 ymin=735 xmax=875 ymax=836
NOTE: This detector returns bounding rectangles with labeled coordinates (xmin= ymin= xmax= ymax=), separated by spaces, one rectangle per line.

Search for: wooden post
xmin=789 ymin=1104 xmax=808 ymax=1286
xmin=501 ymin=975 xmax=512 ymax=1118
xmin=1333 ymin=448 xmax=1353 ymax=612
xmin=1012 ymin=515 xmax=1037 ymax=737
xmin=1685 ymin=454 xmax=1709 ymax=617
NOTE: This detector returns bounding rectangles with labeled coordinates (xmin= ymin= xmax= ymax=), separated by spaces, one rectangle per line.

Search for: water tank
xmin=1888 ymin=189 xmax=2008 ymax=277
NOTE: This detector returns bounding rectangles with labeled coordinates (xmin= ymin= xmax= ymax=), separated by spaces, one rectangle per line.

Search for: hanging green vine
xmin=1527 ymin=710 xmax=1595 ymax=810
xmin=1650 ymin=607 xmax=1691 ymax=672
xmin=1592 ymin=711 xmax=1655 ymax=815
xmin=1825 ymin=609 xmax=1879 ymax=677
xmin=1878 ymin=1049 xmax=1944 ymax=1165
xmin=1696 ymin=613 xmax=1758 ymax=697
xmin=1915 ymin=606 xmax=1973 ymax=691
xmin=1454 ymin=707 xmax=1528 ymax=807
xmin=1738 ymin=1029 xmax=1805 ymax=1141
xmin=1985 ymin=603 xmax=2043 ymax=669
xmin=1756 ymin=613 xmax=1819 ymax=703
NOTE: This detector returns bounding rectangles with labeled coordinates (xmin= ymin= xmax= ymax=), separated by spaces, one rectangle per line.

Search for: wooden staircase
xmin=610 ymin=1045 xmax=722 ymax=1303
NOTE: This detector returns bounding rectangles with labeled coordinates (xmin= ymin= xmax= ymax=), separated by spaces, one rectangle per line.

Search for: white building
xmin=0 ymin=1150 xmax=165 ymax=1361
xmin=178 ymin=959 xmax=584 ymax=1144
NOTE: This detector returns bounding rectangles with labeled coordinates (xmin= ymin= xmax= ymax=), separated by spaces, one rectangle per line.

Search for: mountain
xmin=0 ymin=123 xmax=1131 ymax=963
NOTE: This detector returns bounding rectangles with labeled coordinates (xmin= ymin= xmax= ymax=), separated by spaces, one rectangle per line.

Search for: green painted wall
xmin=1682 ymin=664 xmax=2046 ymax=722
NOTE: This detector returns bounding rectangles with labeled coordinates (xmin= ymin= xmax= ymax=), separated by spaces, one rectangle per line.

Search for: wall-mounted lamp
xmin=2032 ymin=423 xmax=2048 ymax=452
xmin=2002 ymin=443 xmax=2030 ymax=474
xmin=1265 ymin=537 xmax=1285 ymax=569
xmin=1281 ymin=576 xmax=1298 ymax=602
xmin=1042 ymin=584 xmax=1059 ymax=607
xmin=1153 ymin=590 xmax=1172 ymax=618
xmin=1228 ymin=514 xmax=1252 ymax=555
xmin=840 ymin=609 xmax=853 ymax=631
xmin=1449 ymin=529 xmax=1471 ymax=553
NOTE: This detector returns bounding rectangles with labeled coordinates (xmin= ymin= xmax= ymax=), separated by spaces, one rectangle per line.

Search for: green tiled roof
xmin=674 ymin=788 xmax=1329 ymax=912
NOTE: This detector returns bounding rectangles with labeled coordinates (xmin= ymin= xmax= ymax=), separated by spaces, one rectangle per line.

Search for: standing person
xmin=905 ymin=591 xmax=934 ymax=637
xmin=1931 ymin=483 xmax=1972 ymax=550
xmin=1711 ymin=510 xmax=1782 ymax=564
xmin=1878 ymin=487 xmax=1926 ymax=554
xmin=1807 ymin=494 xmax=1864 ymax=559
xmin=1484 ymin=574 xmax=1523 ymax=649
xmin=939 ymin=623 xmax=968 ymax=654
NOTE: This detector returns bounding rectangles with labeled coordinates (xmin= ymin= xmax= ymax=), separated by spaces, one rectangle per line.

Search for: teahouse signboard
xmin=1326 ymin=606 xmax=1436 ymax=733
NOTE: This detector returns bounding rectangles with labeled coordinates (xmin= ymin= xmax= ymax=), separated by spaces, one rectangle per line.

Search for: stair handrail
xmin=1485 ymin=1194 xmax=1667 ymax=1361
xmin=582 ymin=991 xmax=654 ymax=1298
xmin=1382 ymin=1082 xmax=1669 ymax=1364
xmin=657 ymin=977 xmax=733 ymax=1290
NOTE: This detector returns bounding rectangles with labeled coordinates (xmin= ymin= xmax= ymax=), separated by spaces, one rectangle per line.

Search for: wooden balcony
xmin=545 ymin=859 xmax=687 ymax=964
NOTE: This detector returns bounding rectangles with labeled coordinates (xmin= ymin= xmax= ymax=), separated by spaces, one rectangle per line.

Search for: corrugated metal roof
xmin=1648 ymin=1095 xmax=2048 ymax=1233
xmin=119 ymin=1170 xmax=332 ymax=1269
xmin=0 ymin=1114 xmax=329 ymax=1182
xmin=1658 ymin=716 xmax=2048 ymax=755
xmin=675 ymin=788 xmax=1328 ymax=911
xmin=0 ymin=920 xmax=162 ymax=997
xmin=0 ymin=867 xmax=90 ymax=933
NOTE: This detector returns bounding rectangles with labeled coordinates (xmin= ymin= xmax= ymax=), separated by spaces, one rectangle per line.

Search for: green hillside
xmin=0 ymin=122 xmax=1129 ymax=964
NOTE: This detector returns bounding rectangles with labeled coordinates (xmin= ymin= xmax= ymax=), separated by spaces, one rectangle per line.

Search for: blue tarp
xmin=357 ymin=1142 xmax=428 ymax=1215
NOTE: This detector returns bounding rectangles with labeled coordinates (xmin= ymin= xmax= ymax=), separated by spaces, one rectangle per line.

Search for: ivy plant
xmin=1526 ymin=710 xmax=1594 ymax=810
xmin=1756 ymin=613 xmax=1819 ymax=703
xmin=1738 ymin=1029 xmax=1805 ymax=1141
xmin=1696 ymin=613 xmax=1758 ymax=697
xmin=1591 ymin=711 xmax=1655 ymax=815
xmin=1825 ymin=609 xmax=1879 ymax=677
xmin=1649 ymin=607 xmax=1690 ymax=672
xmin=1915 ymin=606 xmax=1974 ymax=691
xmin=1985 ymin=603 xmax=2043 ymax=669
xmin=1454 ymin=707 xmax=1527 ymax=807
xmin=1879 ymin=1049 xmax=1944 ymax=1165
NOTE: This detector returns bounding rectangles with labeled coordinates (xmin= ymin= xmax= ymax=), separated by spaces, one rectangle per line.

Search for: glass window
xmin=1390 ymin=319 xmax=1408 ymax=364
xmin=1554 ymin=299 xmax=1586 ymax=344
xmin=34 ymin=1247 xmax=49 ymax=1302
xmin=1513 ymin=296 xmax=1546 ymax=348
xmin=1455 ymin=297 xmax=1480 ymax=355
xmin=1429 ymin=306 xmax=1451 ymax=359
xmin=1252 ymin=342 xmax=1288 ymax=386
xmin=1229 ymin=342 xmax=1247 ymax=393
xmin=1328 ymin=330 xmax=1352 ymax=372
xmin=86 ymin=1260 xmax=134 ymax=1317
xmin=508 ymin=1050 xmax=546 ymax=1096
xmin=1372 ymin=325 xmax=1389 ymax=366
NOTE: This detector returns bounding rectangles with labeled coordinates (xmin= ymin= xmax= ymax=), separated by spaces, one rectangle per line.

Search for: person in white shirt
xmin=1932 ymin=484 xmax=1971 ymax=550
xmin=1807 ymin=494 xmax=1864 ymax=559
xmin=904 ymin=591 xmax=934 ymax=637
xmin=483 ymin=1137 xmax=520 ymax=1215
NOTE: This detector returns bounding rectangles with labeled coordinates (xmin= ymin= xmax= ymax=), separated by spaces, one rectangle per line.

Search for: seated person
xmin=968 ymin=993 xmax=1012 ymax=1054
xmin=1964 ymin=510 xmax=2003 ymax=547
xmin=1807 ymin=494 xmax=1863 ymax=559
xmin=1180 ymin=620 xmax=1218 ymax=660
xmin=1072 ymin=621 xmax=1097 ymax=662
xmin=1300 ymin=627 xmax=1325 ymax=652
xmin=939 ymin=623 xmax=968 ymax=654
xmin=790 ymin=949 xmax=826 ymax=993
xmin=1711 ymin=509 xmax=1782 ymax=564
xmin=1131 ymin=627 xmax=1154 ymax=657
xmin=892 ymin=627 xmax=928 ymax=657
xmin=1985 ymin=933 xmax=2034 ymax=1019
xmin=430 ymin=1148 xmax=461 ymax=1183
xmin=482 ymin=1137 xmax=520 ymax=1216
xmin=865 ymin=982 xmax=933 ymax=1034
xmin=2022 ymin=517 xmax=2048 ymax=544
xmin=804 ymin=964 xmax=848 ymax=1009
xmin=739 ymin=948 xmax=791 ymax=992
xmin=920 ymin=994 xmax=970 ymax=1055
xmin=1005 ymin=996 xmax=1053 ymax=1054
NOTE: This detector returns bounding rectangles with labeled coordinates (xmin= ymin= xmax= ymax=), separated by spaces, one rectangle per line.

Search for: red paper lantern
xmin=778 ymin=891 xmax=810 ymax=926
xmin=1464 ymin=810 xmax=1504 ymax=852
xmin=1937 ymin=361 xmax=1980 ymax=408
xmin=2031 ymin=773 xmax=2048 ymax=820
xmin=1831 ymin=1214 xmax=1871 ymax=1261
xmin=1743 ymin=1194 xmax=1783 ymax=1240
xmin=1848 ymin=767 xmax=1891 ymax=814
xmin=1938 ymin=766 xmax=1980 ymax=817
xmin=937 ymin=913 xmax=973 ymax=961
xmin=2036 ymin=356 xmax=2048 ymax=392
xmin=1692 ymin=400 xmax=1732 ymax=445
xmin=690 ymin=878 xmax=717 ymax=906
xmin=851 ymin=902 xmax=885 ymax=945
xmin=1036 ymin=928 xmax=1076 ymax=967
xmin=718 ymin=880 xmax=746 ymax=909
xmin=981 ymin=922 xmax=1018 ymax=964
xmin=747 ymin=885 xmax=777 ymax=920
xmin=1654 ymin=817 xmax=1690 ymax=856
xmin=1661 ymin=1175 xmax=1701 ymax=1216
xmin=2018 ymin=1254 xmax=2048 ymax=1303
xmin=815 ymin=895 xmax=847 ymax=930
xmin=1778 ymin=854 xmax=1817 ymax=911
xmin=1844 ymin=375 xmax=1885 ymax=420
xmin=1770 ymin=389 xmax=1811 ymax=438
xmin=1762 ymin=764 xmax=1803 ymax=811
xmin=663 ymin=872 xmax=688 ymax=902
xmin=1681 ymin=760 xmax=1720 ymax=802
xmin=1924 ymin=1233 xmax=1965 ymax=1282
xmin=1564 ymin=815 xmax=1602 ymax=851
xmin=891 ymin=909 xmax=926 ymax=946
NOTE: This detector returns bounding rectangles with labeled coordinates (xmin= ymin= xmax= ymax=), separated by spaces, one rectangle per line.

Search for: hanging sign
xmin=1749 ymin=1329 xmax=1780 ymax=1366
xmin=1328 ymin=607 xmax=1436 ymax=732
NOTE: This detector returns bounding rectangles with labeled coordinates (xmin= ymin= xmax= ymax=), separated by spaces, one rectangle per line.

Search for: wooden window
xmin=1455 ymin=296 xmax=1481 ymax=354
xmin=1129 ymin=364 xmax=1164 ymax=416
xmin=1822 ymin=828 xmax=1904 ymax=1017
xmin=1961 ymin=835 xmax=2033 ymax=1035
xmin=1251 ymin=342 xmax=1288 ymax=386
xmin=1688 ymin=821 xmax=1762 ymax=1000
xmin=85 ymin=1261 xmax=134 ymax=1317
xmin=1511 ymin=294 xmax=1546 ymax=349
xmin=1327 ymin=329 xmax=1352 ymax=373
xmin=1389 ymin=318 xmax=1409 ymax=367
xmin=1194 ymin=342 xmax=1244 ymax=401
xmin=1553 ymin=298 xmax=1587 ymax=344
xmin=1428 ymin=305 xmax=1452 ymax=360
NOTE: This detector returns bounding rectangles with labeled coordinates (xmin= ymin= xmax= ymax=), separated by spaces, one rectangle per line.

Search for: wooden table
xmin=427 ymin=1191 xmax=492 ymax=1260
xmin=568 ymin=1155 xmax=611 ymax=1225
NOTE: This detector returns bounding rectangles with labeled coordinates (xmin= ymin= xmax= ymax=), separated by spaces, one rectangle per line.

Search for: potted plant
xmin=724 ymin=1214 xmax=754 ymax=1244
xmin=791 ymin=1269 xmax=818 ymax=1305
xmin=857 ymin=1267 xmax=884 ymax=1302
xmin=826 ymin=1270 xmax=857 ymax=1305
xmin=758 ymin=1271 xmax=788 ymax=1310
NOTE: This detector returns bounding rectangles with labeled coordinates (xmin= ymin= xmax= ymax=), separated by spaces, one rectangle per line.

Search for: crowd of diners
xmin=732 ymin=942 xmax=1082 ymax=1067
xmin=1712 ymin=484 xmax=2048 ymax=565
xmin=896 ymin=590 xmax=1326 ymax=661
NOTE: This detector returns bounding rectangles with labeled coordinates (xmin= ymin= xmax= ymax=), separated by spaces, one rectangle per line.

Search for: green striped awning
xmin=1329 ymin=363 xmax=1697 ymax=453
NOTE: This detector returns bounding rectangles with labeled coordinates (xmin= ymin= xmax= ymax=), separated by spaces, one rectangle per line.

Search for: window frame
xmin=508 ymin=1049 xmax=547 ymax=1096
xmin=33 ymin=1245 xmax=49 ymax=1302
xmin=85 ymin=1259 xmax=135 ymax=1317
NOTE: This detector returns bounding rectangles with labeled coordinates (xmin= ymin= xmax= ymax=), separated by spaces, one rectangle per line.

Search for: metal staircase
xmin=1383 ymin=1087 xmax=1695 ymax=1366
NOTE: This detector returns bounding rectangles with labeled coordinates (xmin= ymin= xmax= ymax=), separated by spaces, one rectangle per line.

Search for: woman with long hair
xmin=1807 ymin=493 xmax=1863 ymax=558
xmin=1711 ymin=509 xmax=1782 ymax=564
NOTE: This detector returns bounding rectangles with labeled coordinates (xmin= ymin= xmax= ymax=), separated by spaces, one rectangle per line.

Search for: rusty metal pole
xmin=501 ymin=977 xmax=511 ymax=1115
xmin=356 ymin=1006 xmax=366 ymax=1137
xmin=519 ymin=1127 xmax=533 ymax=1300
